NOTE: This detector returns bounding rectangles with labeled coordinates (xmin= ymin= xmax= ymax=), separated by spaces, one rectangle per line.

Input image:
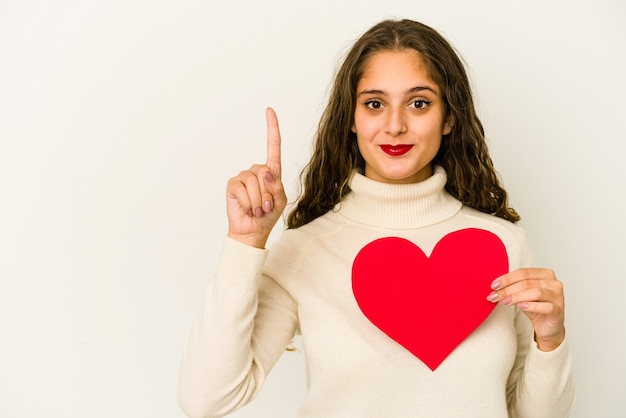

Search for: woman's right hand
xmin=225 ymin=107 xmax=288 ymax=249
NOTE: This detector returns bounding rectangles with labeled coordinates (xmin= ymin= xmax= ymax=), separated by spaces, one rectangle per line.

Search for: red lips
xmin=380 ymin=145 xmax=413 ymax=156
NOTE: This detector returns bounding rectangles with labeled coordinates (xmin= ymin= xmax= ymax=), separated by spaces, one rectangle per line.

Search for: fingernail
xmin=255 ymin=207 xmax=263 ymax=218
xmin=502 ymin=297 xmax=512 ymax=306
xmin=491 ymin=280 xmax=501 ymax=290
xmin=247 ymin=209 xmax=254 ymax=217
xmin=265 ymin=172 xmax=275 ymax=183
xmin=487 ymin=291 xmax=499 ymax=303
xmin=263 ymin=200 xmax=272 ymax=213
xmin=518 ymin=302 xmax=529 ymax=310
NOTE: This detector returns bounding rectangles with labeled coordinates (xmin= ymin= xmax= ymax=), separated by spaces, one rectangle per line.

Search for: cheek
xmin=355 ymin=134 xmax=367 ymax=154
xmin=355 ymin=132 xmax=375 ymax=162
xmin=352 ymin=113 xmax=377 ymax=137
xmin=415 ymin=116 xmax=447 ymax=137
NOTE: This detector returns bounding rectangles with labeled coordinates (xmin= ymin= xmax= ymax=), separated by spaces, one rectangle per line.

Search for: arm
xmin=177 ymin=238 xmax=298 ymax=418
xmin=178 ymin=108 xmax=294 ymax=417
xmin=506 ymin=308 xmax=575 ymax=418
xmin=493 ymin=233 xmax=574 ymax=416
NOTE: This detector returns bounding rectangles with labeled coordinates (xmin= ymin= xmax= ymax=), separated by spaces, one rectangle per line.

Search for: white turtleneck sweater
xmin=178 ymin=167 xmax=574 ymax=418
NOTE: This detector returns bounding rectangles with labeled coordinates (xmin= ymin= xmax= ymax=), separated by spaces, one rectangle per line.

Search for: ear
xmin=351 ymin=122 xmax=357 ymax=134
xmin=443 ymin=115 xmax=454 ymax=135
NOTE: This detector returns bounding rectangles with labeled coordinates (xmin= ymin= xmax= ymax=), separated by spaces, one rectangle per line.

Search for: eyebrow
xmin=358 ymin=86 xmax=438 ymax=96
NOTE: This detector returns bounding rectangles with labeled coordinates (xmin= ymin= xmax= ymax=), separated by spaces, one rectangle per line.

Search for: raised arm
xmin=226 ymin=107 xmax=287 ymax=248
xmin=178 ymin=108 xmax=298 ymax=417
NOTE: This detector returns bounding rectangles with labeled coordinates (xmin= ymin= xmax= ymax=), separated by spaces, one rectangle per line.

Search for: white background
xmin=1 ymin=0 xmax=624 ymax=417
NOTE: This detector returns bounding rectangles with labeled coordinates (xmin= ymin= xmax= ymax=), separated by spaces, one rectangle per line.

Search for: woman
xmin=178 ymin=19 xmax=574 ymax=417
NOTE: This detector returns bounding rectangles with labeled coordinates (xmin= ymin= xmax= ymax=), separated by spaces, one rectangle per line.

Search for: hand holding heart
xmin=226 ymin=107 xmax=287 ymax=249
xmin=488 ymin=268 xmax=566 ymax=351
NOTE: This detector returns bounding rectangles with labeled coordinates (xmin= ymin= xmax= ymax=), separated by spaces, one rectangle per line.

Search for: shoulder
xmin=264 ymin=210 xmax=349 ymax=275
xmin=457 ymin=206 xmax=533 ymax=268
xmin=459 ymin=206 xmax=526 ymax=239
xmin=283 ymin=209 xmax=349 ymax=245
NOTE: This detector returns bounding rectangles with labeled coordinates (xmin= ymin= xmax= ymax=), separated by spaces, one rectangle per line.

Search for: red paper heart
xmin=352 ymin=228 xmax=508 ymax=371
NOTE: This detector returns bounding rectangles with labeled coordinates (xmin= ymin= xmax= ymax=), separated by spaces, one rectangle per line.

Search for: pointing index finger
xmin=266 ymin=107 xmax=282 ymax=179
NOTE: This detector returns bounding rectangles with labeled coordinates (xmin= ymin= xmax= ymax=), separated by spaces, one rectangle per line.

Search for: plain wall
xmin=1 ymin=0 xmax=624 ymax=416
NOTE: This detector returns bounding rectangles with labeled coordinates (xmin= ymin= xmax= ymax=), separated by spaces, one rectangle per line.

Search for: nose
xmin=383 ymin=107 xmax=407 ymax=136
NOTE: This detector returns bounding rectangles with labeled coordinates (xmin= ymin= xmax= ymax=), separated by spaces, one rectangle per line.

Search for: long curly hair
xmin=287 ymin=19 xmax=520 ymax=228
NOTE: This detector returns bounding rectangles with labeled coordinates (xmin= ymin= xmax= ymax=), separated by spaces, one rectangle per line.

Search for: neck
xmin=337 ymin=166 xmax=462 ymax=229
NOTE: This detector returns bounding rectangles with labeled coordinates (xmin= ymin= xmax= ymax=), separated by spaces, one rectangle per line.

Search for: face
xmin=352 ymin=50 xmax=452 ymax=184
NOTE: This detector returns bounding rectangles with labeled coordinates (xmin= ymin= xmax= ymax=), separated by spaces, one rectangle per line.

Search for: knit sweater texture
xmin=178 ymin=166 xmax=574 ymax=417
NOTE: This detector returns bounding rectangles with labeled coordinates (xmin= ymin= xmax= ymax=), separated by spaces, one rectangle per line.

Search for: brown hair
xmin=287 ymin=19 xmax=520 ymax=228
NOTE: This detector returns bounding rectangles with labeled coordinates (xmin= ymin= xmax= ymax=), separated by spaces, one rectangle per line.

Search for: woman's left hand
xmin=487 ymin=268 xmax=566 ymax=351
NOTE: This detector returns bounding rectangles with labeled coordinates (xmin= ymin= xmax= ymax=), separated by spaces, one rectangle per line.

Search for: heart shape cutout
xmin=352 ymin=228 xmax=508 ymax=371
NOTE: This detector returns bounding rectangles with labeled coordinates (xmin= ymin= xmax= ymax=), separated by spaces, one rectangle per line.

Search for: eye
xmin=364 ymin=100 xmax=383 ymax=109
xmin=411 ymin=99 xmax=432 ymax=109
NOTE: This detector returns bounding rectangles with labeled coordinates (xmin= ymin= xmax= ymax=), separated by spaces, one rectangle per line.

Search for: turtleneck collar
xmin=336 ymin=166 xmax=463 ymax=230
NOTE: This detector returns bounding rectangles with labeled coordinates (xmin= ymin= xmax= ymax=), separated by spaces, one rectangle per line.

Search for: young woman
xmin=178 ymin=19 xmax=574 ymax=417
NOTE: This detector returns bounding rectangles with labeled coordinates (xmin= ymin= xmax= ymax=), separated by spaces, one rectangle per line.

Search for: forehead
xmin=358 ymin=49 xmax=439 ymax=92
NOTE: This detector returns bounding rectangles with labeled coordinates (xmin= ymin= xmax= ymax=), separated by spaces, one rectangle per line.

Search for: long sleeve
xmin=178 ymin=168 xmax=576 ymax=417
xmin=505 ymin=228 xmax=575 ymax=417
xmin=506 ymin=308 xmax=575 ymax=418
xmin=177 ymin=237 xmax=299 ymax=418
